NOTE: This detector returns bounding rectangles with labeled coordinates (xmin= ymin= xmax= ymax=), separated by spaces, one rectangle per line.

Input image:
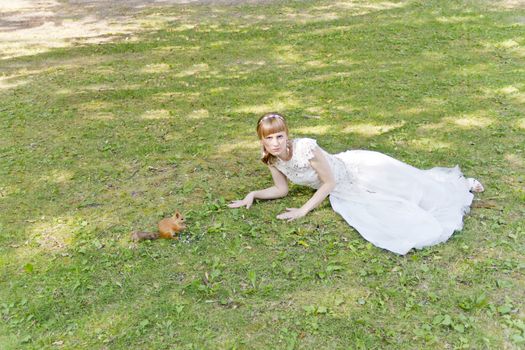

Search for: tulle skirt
xmin=329 ymin=150 xmax=474 ymax=255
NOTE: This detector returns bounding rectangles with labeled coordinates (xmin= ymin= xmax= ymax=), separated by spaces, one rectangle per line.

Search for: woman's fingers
xmin=229 ymin=200 xmax=253 ymax=209
xmin=228 ymin=200 xmax=243 ymax=208
xmin=277 ymin=208 xmax=301 ymax=220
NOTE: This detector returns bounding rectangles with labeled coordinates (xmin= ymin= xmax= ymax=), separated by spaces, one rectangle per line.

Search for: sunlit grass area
xmin=1 ymin=0 xmax=524 ymax=348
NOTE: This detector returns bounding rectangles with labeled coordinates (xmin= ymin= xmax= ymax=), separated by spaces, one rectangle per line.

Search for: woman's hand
xmin=228 ymin=192 xmax=255 ymax=209
xmin=277 ymin=207 xmax=307 ymax=221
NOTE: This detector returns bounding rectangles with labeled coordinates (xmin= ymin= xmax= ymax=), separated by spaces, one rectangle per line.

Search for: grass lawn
xmin=1 ymin=0 xmax=524 ymax=348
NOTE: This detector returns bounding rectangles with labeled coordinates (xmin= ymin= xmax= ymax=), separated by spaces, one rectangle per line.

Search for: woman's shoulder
xmin=292 ymin=138 xmax=319 ymax=163
xmin=293 ymin=137 xmax=318 ymax=148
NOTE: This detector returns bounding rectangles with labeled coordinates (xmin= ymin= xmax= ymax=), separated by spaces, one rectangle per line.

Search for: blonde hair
xmin=256 ymin=113 xmax=289 ymax=165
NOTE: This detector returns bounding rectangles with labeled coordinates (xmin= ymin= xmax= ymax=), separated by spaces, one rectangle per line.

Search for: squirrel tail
xmin=130 ymin=231 xmax=160 ymax=242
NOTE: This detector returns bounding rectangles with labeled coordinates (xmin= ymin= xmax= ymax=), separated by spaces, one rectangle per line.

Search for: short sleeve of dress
xmin=295 ymin=138 xmax=318 ymax=167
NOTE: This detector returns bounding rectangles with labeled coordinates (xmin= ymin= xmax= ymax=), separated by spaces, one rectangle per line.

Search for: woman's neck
xmin=278 ymin=140 xmax=293 ymax=161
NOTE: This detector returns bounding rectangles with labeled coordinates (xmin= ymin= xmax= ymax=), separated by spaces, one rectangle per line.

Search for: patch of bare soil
xmin=0 ymin=0 xmax=274 ymax=59
xmin=494 ymin=0 xmax=525 ymax=9
xmin=2 ymin=0 xmax=520 ymax=60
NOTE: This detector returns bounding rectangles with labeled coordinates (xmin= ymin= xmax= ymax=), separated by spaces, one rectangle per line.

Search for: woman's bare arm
xmin=277 ymin=147 xmax=335 ymax=220
xmin=228 ymin=166 xmax=288 ymax=209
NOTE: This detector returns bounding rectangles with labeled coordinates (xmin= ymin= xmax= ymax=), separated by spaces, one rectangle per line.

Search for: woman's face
xmin=261 ymin=131 xmax=288 ymax=157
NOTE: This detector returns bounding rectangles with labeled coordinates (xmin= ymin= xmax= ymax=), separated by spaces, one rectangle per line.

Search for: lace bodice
xmin=274 ymin=138 xmax=355 ymax=190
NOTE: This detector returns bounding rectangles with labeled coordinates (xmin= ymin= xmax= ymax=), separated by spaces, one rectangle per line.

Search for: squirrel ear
xmin=174 ymin=211 xmax=181 ymax=218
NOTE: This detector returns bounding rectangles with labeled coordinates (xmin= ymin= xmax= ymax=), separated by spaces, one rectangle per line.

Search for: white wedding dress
xmin=274 ymin=138 xmax=475 ymax=255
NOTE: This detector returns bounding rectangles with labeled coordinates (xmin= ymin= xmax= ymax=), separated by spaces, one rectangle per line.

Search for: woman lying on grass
xmin=228 ymin=113 xmax=484 ymax=255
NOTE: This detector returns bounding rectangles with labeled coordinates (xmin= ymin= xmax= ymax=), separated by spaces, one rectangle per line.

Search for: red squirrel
xmin=131 ymin=211 xmax=186 ymax=242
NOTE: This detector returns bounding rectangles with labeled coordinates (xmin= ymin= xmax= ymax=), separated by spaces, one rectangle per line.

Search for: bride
xmin=228 ymin=113 xmax=484 ymax=255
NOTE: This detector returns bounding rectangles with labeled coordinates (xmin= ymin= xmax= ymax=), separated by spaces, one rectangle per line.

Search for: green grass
xmin=1 ymin=0 xmax=524 ymax=348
